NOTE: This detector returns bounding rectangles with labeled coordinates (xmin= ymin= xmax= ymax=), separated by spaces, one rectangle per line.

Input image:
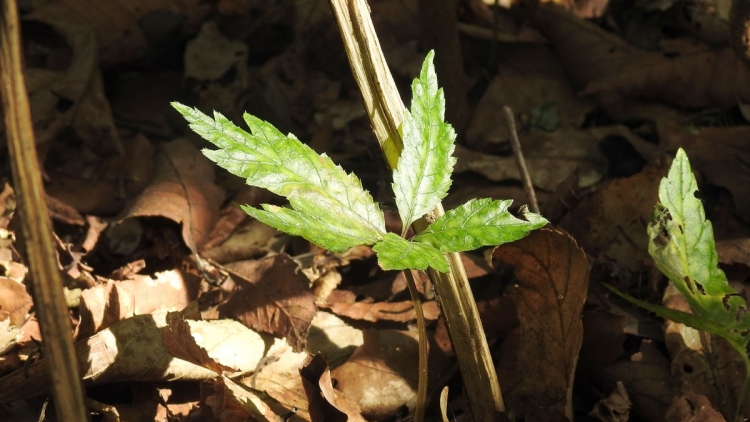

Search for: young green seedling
xmin=173 ymin=51 xmax=547 ymax=419
xmin=606 ymin=149 xmax=750 ymax=422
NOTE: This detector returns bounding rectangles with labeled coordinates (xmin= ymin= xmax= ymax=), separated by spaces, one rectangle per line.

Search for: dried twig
xmin=503 ymin=106 xmax=541 ymax=214
xmin=0 ymin=2 xmax=88 ymax=420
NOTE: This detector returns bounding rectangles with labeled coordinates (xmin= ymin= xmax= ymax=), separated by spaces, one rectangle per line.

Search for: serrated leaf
xmin=647 ymin=148 xmax=750 ymax=340
xmin=373 ymin=233 xmax=449 ymax=273
xmin=392 ymin=50 xmax=456 ymax=230
xmin=241 ymin=192 xmax=382 ymax=252
xmin=172 ymin=102 xmax=385 ymax=251
xmin=413 ymin=198 xmax=548 ymax=252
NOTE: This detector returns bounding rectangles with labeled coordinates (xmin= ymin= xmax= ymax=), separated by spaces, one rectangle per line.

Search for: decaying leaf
xmin=219 ymin=254 xmax=317 ymax=352
xmin=466 ymin=43 xmax=595 ymax=146
xmin=76 ymin=270 xmax=196 ymax=340
xmin=490 ymin=227 xmax=589 ymax=420
xmin=0 ymin=277 xmax=32 ymax=328
xmin=598 ymin=340 xmax=673 ymax=421
xmin=560 ymin=158 xmax=669 ymax=272
xmin=331 ymin=329 xmax=421 ymax=420
xmin=0 ymin=314 xmax=265 ymax=403
xmin=324 ymin=289 xmax=440 ymax=323
xmin=300 ymin=354 xmax=366 ymax=422
xmin=123 ymin=138 xmax=225 ymax=252
xmin=201 ymin=376 xmax=291 ymax=422
xmin=28 ymin=0 xmax=207 ymax=67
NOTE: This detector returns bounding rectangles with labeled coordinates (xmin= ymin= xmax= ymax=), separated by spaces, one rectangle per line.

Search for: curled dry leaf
xmin=24 ymin=22 xmax=122 ymax=156
xmin=0 ymin=314 xmax=265 ymax=403
xmin=306 ymin=312 xmax=364 ymax=370
xmin=324 ymin=289 xmax=440 ymax=323
xmin=0 ymin=277 xmax=32 ymax=328
xmin=219 ymin=254 xmax=317 ymax=352
xmin=76 ymin=270 xmax=195 ymax=340
xmin=202 ymin=376 xmax=291 ymax=422
xmin=300 ymin=354 xmax=366 ymax=422
xmin=598 ymin=339 xmax=673 ymax=421
xmin=123 ymin=138 xmax=224 ymax=252
xmin=664 ymin=392 xmax=726 ymax=422
xmin=200 ymin=219 xmax=277 ymax=264
xmin=490 ymin=227 xmax=589 ymax=420
xmin=331 ymin=329 xmax=421 ymax=420
xmin=529 ymin=3 xmax=636 ymax=90
xmin=201 ymin=186 xmax=271 ymax=250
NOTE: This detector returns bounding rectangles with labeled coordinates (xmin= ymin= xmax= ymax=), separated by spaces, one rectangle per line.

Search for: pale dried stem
xmin=328 ymin=0 xmax=505 ymax=418
xmin=503 ymin=106 xmax=540 ymax=214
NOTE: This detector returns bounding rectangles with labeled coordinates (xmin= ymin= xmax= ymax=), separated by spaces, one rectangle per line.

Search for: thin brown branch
xmin=0 ymin=2 xmax=89 ymax=420
xmin=503 ymin=106 xmax=541 ymax=214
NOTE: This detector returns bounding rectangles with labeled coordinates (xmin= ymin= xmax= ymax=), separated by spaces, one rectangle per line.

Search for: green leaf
xmin=392 ymin=50 xmax=456 ymax=230
xmin=413 ymin=198 xmax=547 ymax=252
xmin=603 ymin=284 xmax=743 ymax=348
xmin=647 ymin=148 xmax=750 ymax=341
xmin=373 ymin=233 xmax=449 ymax=273
xmin=172 ymin=102 xmax=385 ymax=251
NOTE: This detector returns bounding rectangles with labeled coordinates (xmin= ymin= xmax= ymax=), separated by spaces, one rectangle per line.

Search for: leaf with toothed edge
xmin=414 ymin=198 xmax=548 ymax=252
xmin=171 ymin=102 xmax=385 ymax=252
xmin=392 ymin=50 xmax=456 ymax=231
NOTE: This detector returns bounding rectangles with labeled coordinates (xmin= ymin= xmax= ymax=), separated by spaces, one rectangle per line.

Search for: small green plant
xmin=173 ymin=51 xmax=546 ymax=420
xmin=607 ymin=148 xmax=750 ymax=422
xmin=172 ymin=51 xmax=546 ymax=273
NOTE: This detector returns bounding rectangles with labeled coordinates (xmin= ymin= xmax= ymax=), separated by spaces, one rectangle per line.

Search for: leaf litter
xmin=2 ymin=0 xmax=750 ymax=421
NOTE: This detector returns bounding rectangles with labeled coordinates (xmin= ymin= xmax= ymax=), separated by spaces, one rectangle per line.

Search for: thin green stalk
xmin=404 ymin=269 xmax=427 ymax=422
xmin=731 ymin=341 xmax=750 ymax=422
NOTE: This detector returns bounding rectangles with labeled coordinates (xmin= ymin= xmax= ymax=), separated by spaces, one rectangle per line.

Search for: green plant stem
xmin=328 ymin=0 xmax=505 ymax=418
xmin=731 ymin=341 xmax=750 ymax=422
xmin=404 ymin=269 xmax=427 ymax=422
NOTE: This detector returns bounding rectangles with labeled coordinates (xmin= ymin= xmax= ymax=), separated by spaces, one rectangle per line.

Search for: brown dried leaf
xmin=324 ymin=289 xmax=440 ymax=323
xmin=559 ymin=158 xmax=669 ymax=272
xmin=0 ymin=277 xmax=32 ymax=328
xmin=248 ymin=340 xmax=311 ymax=419
xmin=529 ymin=3 xmax=636 ymax=90
xmin=0 ymin=314 xmax=265 ymax=403
xmin=331 ymin=329 xmax=420 ymax=420
xmin=200 ymin=219 xmax=277 ymax=264
xmin=125 ymin=138 xmax=224 ymax=252
xmin=28 ymin=0 xmax=207 ymax=67
xmin=598 ymin=340 xmax=673 ymax=422
xmin=490 ymin=227 xmax=589 ymax=420
xmin=589 ymin=382 xmax=631 ymax=422
xmin=466 ymin=44 xmax=595 ymax=146
xmin=716 ymin=238 xmax=750 ymax=267
xmin=201 ymin=186 xmax=271 ymax=250
xmin=658 ymin=123 xmax=750 ymax=224
xmin=24 ymin=22 xmax=122 ymax=155
xmin=455 ymin=127 xmax=608 ymax=191
xmin=76 ymin=270 xmax=194 ymax=339
xmin=219 ymin=255 xmax=317 ymax=352
xmin=665 ymin=393 xmax=726 ymax=422
xmin=584 ymin=47 xmax=750 ymax=108
xmin=202 ymin=377 xmax=291 ymax=422
xmin=300 ymin=354 xmax=366 ymax=422
xmin=306 ymin=312 xmax=363 ymax=369
xmin=162 ymin=312 xmax=236 ymax=374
